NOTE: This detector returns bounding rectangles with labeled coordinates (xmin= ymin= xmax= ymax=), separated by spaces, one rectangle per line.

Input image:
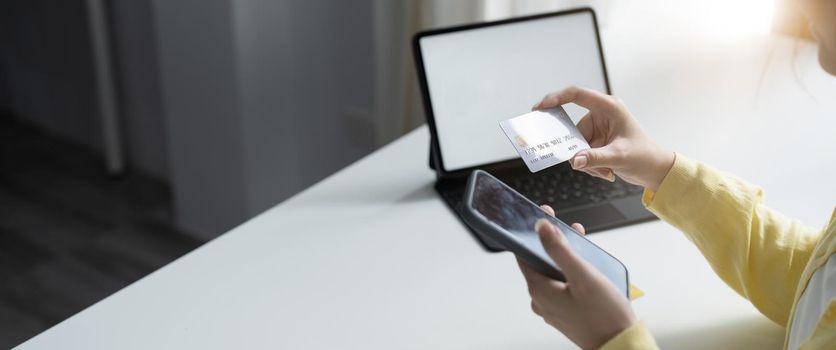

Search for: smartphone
xmin=462 ymin=170 xmax=630 ymax=298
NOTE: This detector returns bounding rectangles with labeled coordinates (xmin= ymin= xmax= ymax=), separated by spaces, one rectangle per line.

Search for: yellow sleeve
xmin=797 ymin=302 xmax=836 ymax=349
xmin=599 ymin=322 xmax=659 ymax=350
xmin=642 ymin=154 xmax=821 ymax=326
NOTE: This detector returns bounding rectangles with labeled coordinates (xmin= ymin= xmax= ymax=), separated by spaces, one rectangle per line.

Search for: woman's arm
xmin=599 ymin=322 xmax=657 ymax=350
xmin=535 ymin=86 xmax=823 ymax=325
xmin=527 ymin=86 xmax=822 ymax=347
xmin=643 ymin=154 xmax=822 ymax=326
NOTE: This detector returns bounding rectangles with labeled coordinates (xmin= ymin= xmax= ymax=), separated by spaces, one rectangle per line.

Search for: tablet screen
xmin=418 ymin=10 xmax=608 ymax=171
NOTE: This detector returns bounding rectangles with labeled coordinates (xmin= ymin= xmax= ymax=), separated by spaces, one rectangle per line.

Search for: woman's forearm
xmin=642 ymin=153 xmax=822 ymax=326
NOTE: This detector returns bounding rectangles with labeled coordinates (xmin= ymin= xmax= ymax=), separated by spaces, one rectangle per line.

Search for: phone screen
xmin=470 ymin=172 xmax=628 ymax=295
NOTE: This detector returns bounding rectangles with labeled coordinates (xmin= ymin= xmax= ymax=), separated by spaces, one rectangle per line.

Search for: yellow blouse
xmin=600 ymin=154 xmax=836 ymax=349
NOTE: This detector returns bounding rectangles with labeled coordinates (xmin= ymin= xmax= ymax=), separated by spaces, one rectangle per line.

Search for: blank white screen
xmin=419 ymin=11 xmax=607 ymax=171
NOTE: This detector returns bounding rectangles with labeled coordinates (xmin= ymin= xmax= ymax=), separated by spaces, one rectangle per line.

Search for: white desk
xmin=18 ymin=10 xmax=836 ymax=350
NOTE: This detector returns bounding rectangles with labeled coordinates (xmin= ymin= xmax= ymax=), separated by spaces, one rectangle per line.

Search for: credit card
xmin=499 ymin=107 xmax=590 ymax=173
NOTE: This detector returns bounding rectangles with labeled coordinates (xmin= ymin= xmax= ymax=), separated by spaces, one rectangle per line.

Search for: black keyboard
xmin=441 ymin=169 xmax=643 ymax=214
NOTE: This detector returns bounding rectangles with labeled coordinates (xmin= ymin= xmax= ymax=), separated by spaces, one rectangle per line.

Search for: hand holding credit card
xmin=499 ymin=107 xmax=590 ymax=172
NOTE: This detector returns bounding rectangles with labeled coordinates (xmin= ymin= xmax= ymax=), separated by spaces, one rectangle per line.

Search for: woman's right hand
xmin=532 ymin=86 xmax=675 ymax=192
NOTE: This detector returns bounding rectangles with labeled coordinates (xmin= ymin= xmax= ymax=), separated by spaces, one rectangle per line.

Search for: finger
xmin=582 ymin=167 xmax=607 ymax=179
xmin=531 ymin=300 xmax=542 ymax=316
xmin=594 ymin=168 xmax=616 ymax=182
xmin=603 ymin=169 xmax=616 ymax=182
xmin=575 ymin=167 xmax=608 ymax=181
xmin=539 ymin=204 xmax=555 ymax=217
xmin=516 ymin=257 xmax=552 ymax=289
xmin=577 ymin=168 xmax=599 ymax=178
xmin=534 ymin=219 xmax=596 ymax=282
xmin=571 ymin=147 xmax=620 ymax=171
xmin=571 ymin=223 xmax=586 ymax=235
xmin=589 ymin=167 xmax=616 ymax=182
xmin=584 ymin=167 xmax=616 ymax=182
xmin=535 ymin=86 xmax=612 ymax=111
xmin=517 ymin=257 xmax=570 ymax=304
xmin=575 ymin=113 xmax=594 ymax=142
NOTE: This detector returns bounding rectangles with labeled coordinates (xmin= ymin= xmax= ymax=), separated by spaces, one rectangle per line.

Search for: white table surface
xmin=18 ymin=6 xmax=836 ymax=350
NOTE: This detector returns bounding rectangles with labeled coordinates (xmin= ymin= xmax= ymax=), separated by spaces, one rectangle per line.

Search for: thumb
xmin=535 ymin=219 xmax=594 ymax=282
xmin=571 ymin=147 xmax=619 ymax=170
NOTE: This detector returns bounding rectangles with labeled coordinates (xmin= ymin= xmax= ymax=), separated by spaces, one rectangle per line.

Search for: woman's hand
xmin=532 ymin=86 xmax=674 ymax=191
xmin=518 ymin=205 xmax=636 ymax=349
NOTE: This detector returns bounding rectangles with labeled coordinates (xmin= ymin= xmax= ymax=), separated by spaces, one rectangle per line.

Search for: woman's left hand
xmin=518 ymin=205 xmax=637 ymax=349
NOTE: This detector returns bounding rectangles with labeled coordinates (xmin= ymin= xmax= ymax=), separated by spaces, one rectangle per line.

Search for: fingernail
xmin=606 ymin=170 xmax=616 ymax=182
xmin=531 ymin=103 xmax=540 ymax=111
xmin=534 ymin=218 xmax=551 ymax=232
xmin=572 ymin=155 xmax=587 ymax=169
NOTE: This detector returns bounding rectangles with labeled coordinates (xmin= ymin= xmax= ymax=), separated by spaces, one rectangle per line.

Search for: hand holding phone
xmin=519 ymin=217 xmax=639 ymax=350
xmin=462 ymin=170 xmax=630 ymax=297
xmin=462 ymin=170 xmax=639 ymax=349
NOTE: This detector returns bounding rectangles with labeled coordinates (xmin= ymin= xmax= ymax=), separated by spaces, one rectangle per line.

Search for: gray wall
xmin=152 ymin=0 xmax=249 ymax=236
xmin=233 ymin=0 xmax=375 ymax=212
xmin=110 ymin=0 xmax=168 ymax=179
xmin=154 ymin=0 xmax=377 ymax=237
xmin=0 ymin=0 xmax=168 ymax=179
xmin=1 ymin=0 xmax=379 ymax=238
xmin=0 ymin=0 xmax=101 ymax=152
